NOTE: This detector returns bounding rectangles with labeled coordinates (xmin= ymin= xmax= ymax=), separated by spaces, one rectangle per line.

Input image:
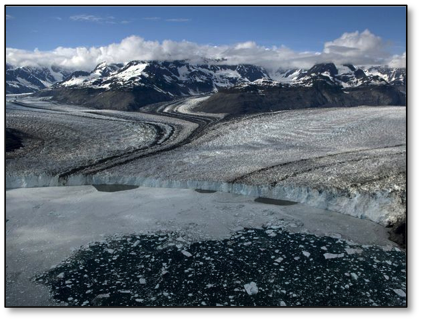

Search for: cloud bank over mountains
xmin=6 ymin=29 xmax=406 ymax=71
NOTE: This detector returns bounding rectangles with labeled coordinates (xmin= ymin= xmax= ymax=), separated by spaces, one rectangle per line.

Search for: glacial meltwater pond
xmin=6 ymin=185 xmax=406 ymax=307
xmin=93 ymin=184 xmax=139 ymax=192
xmin=254 ymin=197 xmax=298 ymax=206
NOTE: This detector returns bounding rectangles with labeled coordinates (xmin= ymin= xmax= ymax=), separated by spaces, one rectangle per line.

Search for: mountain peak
xmin=307 ymin=63 xmax=338 ymax=76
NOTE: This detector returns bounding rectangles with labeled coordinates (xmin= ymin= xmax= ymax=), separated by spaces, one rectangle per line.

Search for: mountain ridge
xmin=6 ymin=64 xmax=72 ymax=94
xmin=7 ymin=60 xmax=406 ymax=113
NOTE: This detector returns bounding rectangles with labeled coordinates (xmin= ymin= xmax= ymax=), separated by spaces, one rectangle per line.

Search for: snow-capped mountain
xmin=57 ymin=60 xmax=270 ymax=96
xmin=6 ymin=64 xmax=72 ymax=94
xmin=56 ymin=61 xmax=407 ymax=95
xmin=272 ymin=63 xmax=406 ymax=89
xmin=365 ymin=66 xmax=406 ymax=88
xmin=7 ymin=60 xmax=405 ymax=97
xmin=197 ymin=64 xmax=406 ymax=116
xmin=26 ymin=60 xmax=405 ymax=111
xmin=36 ymin=61 xmax=269 ymax=110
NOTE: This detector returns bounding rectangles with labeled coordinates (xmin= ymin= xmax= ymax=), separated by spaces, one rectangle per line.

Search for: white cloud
xmin=166 ymin=18 xmax=191 ymax=22
xmin=5 ymin=30 xmax=406 ymax=71
xmin=6 ymin=14 xmax=13 ymax=20
xmin=70 ymin=14 xmax=115 ymax=24
xmin=387 ymin=52 xmax=406 ymax=68
xmin=322 ymin=29 xmax=390 ymax=65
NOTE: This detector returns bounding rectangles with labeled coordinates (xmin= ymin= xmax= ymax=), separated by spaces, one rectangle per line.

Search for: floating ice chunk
xmin=393 ymin=289 xmax=406 ymax=297
xmin=139 ymin=278 xmax=147 ymax=285
xmin=330 ymin=233 xmax=342 ymax=239
xmin=275 ymin=257 xmax=283 ymax=263
xmin=118 ymin=290 xmax=131 ymax=294
xmin=321 ymin=246 xmax=328 ymax=251
xmin=57 ymin=272 xmax=65 ymax=279
xmin=182 ymin=250 xmax=192 ymax=257
xmin=265 ymin=230 xmax=277 ymax=237
xmin=244 ymin=282 xmax=259 ymax=295
xmin=302 ymin=251 xmax=310 ymax=257
xmin=324 ymin=253 xmax=344 ymax=259
xmin=351 ymin=273 xmax=358 ymax=280
xmin=345 ymin=248 xmax=363 ymax=255
xmin=280 ymin=301 xmax=287 ymax=306
xmin=91 ymin=293 xmax=110 ymax=304
xmin=105 ymin=248 xmax=114 ymax=254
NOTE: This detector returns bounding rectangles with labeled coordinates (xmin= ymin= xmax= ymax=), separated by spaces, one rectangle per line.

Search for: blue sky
xmin=5 ymin=6 xmax=407 ymax=70
xmin=6 ymin=6 xmax=406 ymax=54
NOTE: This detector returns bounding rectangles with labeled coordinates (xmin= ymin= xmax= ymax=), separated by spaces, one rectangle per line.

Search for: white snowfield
xmin=6 ymin=97 xmax=406 ymax=226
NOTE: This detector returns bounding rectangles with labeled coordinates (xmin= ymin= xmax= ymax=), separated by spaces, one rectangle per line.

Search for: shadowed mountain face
xmin=196 ymin=63 xmax=406 ymax=115
xmin=6 ymin=64 xmax=72 ymax=94
xmin=194 ymin=83 xmax=406 ymax=116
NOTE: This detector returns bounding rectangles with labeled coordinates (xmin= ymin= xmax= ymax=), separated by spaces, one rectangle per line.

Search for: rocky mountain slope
xmin=273 ymin=63 xmax=406 ymax=89
xmin=196 ymin=78 xmax=405 ymax=116
xmin=6 ymin=64 xmax=71 ymax=94
xmin=36 ymin=60 xmax=270 ymax=110
xmin=56 ymin=60 xmax=269 ymax=92
xmin=195 ymin=63 xmax=406 ymax=115
xmin=10 ymin=60 xmax=405 ymax=112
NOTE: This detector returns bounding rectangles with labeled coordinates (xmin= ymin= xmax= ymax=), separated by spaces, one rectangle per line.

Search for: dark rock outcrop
xmin=194 ymin=84 xmax=406 ymax=116
xmin=5 ymin=128 xmax=24 ymax=153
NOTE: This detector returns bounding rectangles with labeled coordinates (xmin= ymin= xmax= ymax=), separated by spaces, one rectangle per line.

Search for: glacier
xmin=6 ymin=97 xmax=406 ymax=227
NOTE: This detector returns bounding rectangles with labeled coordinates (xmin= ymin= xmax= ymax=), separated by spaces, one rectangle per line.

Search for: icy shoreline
xmin=5 ymin=172 xmax=404 ymax=227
